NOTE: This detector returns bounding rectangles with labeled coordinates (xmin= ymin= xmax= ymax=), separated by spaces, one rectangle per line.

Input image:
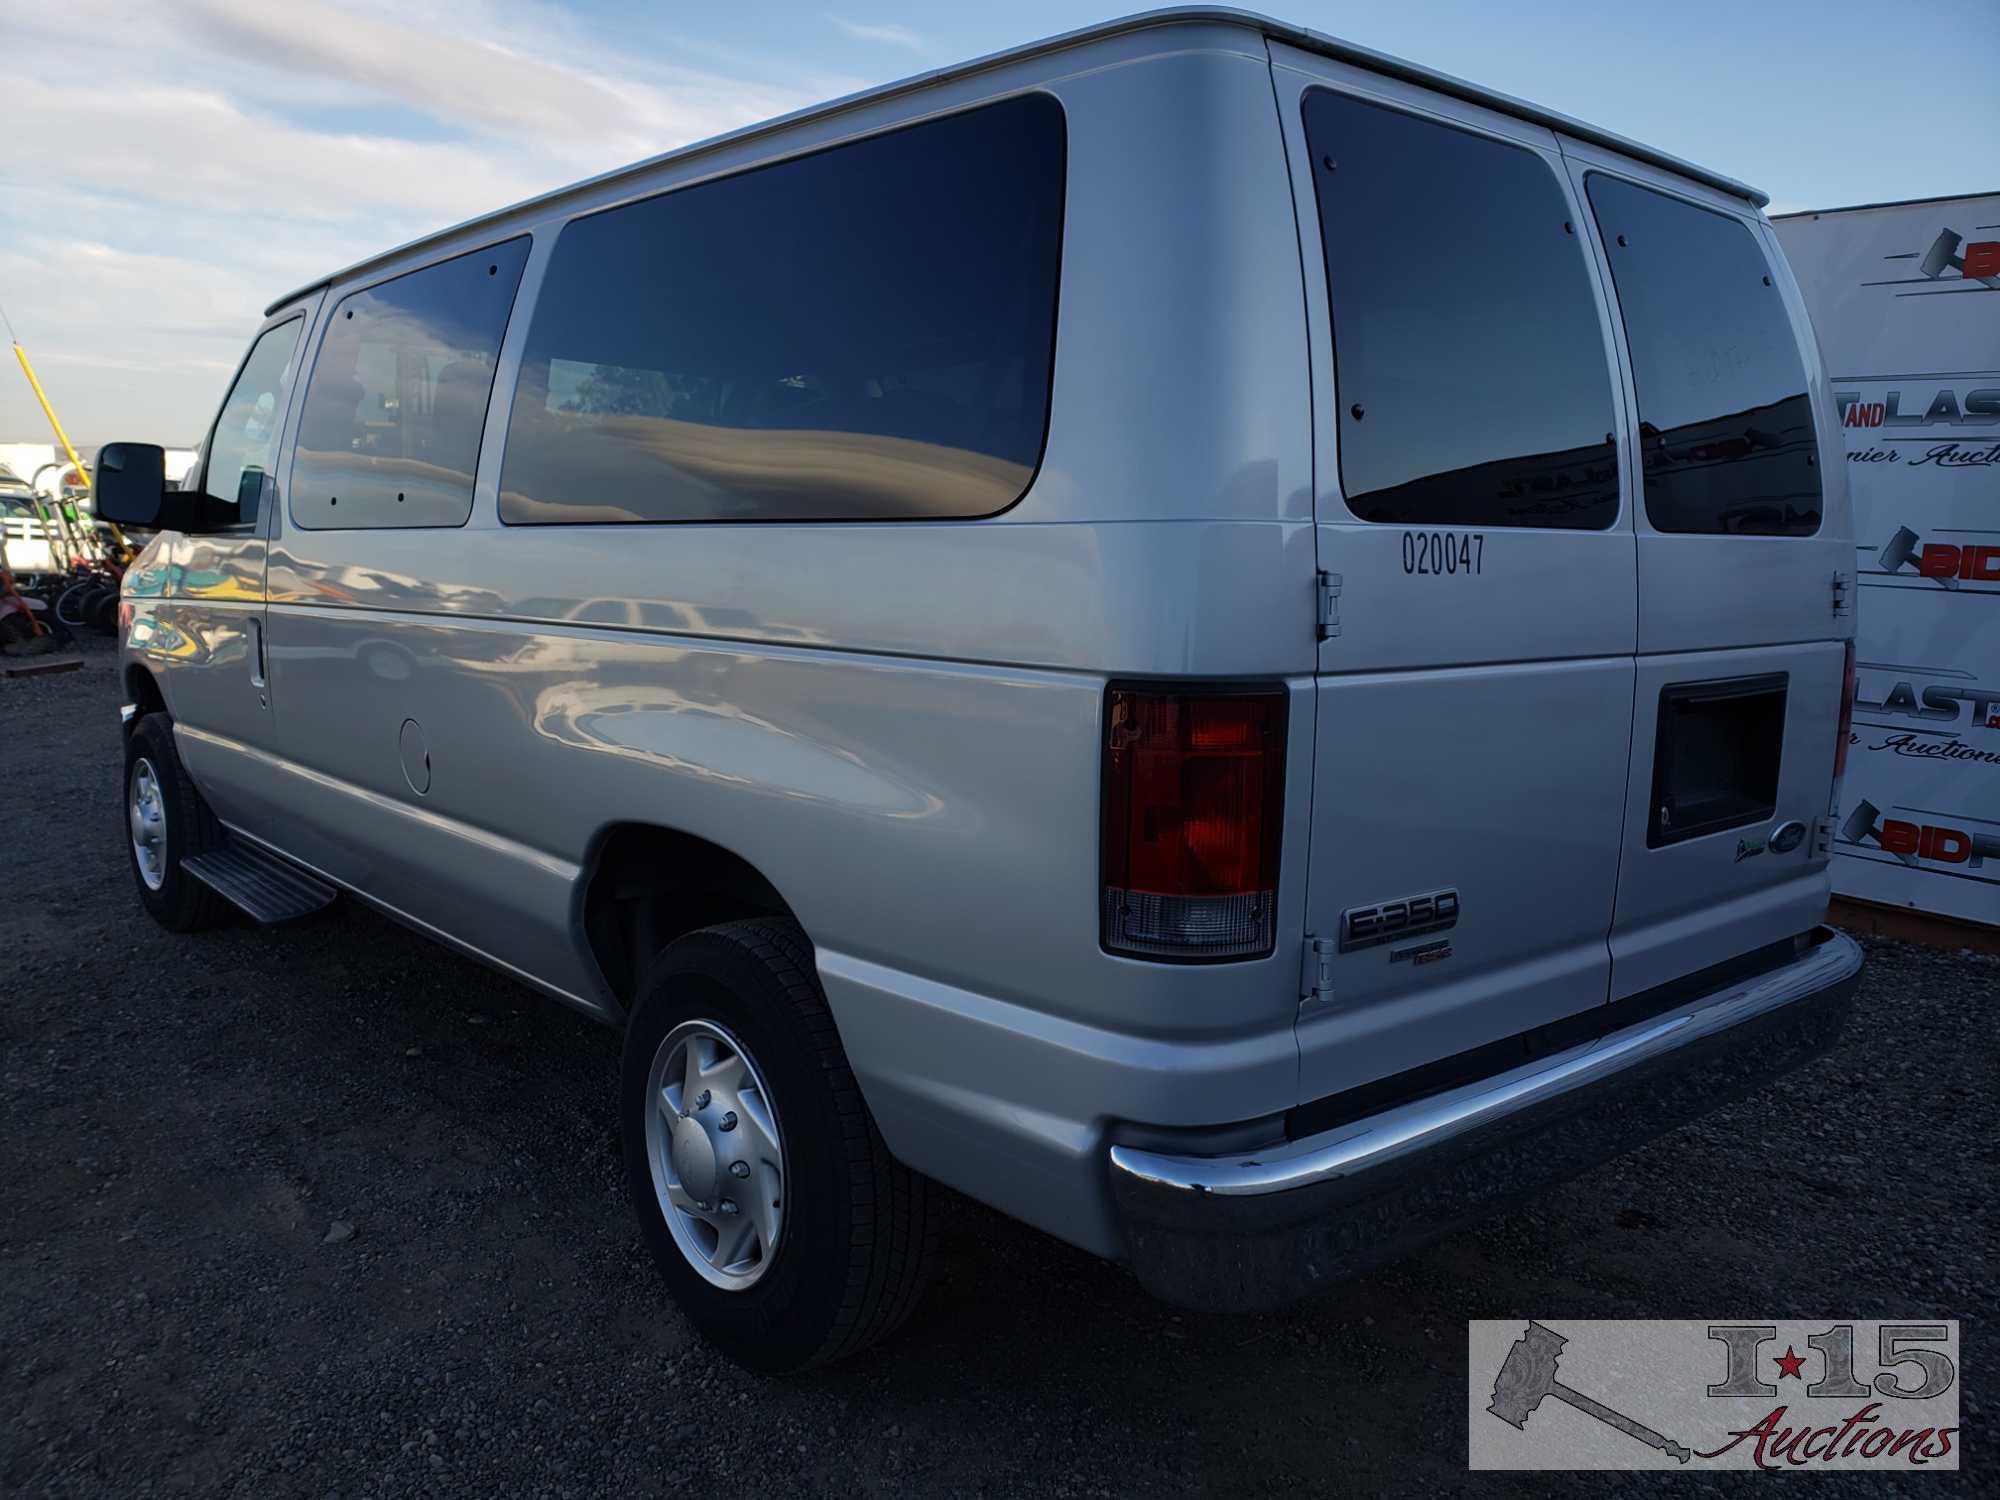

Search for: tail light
xmin=1832 ymin=639 xmax=1857 ymax=788
xmin=1101 ymin=684 xmax=1286 ymax=961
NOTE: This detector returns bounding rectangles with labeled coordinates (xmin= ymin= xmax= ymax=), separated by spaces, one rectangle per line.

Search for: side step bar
xmin=182 ymin=841 xmax=337 ymax=925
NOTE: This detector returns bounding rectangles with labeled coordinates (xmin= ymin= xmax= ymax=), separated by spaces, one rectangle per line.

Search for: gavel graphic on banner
xmin=1488 ymin=1321 xmax=1692 ymax=1464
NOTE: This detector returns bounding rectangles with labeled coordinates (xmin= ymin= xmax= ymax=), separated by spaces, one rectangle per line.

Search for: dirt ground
xmin=3 ymin=641 xmax=1993 ymax=1496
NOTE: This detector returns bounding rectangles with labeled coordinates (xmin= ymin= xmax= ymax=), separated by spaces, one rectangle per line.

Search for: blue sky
xmin=0 ymin=0 xmax=1992 ymax=445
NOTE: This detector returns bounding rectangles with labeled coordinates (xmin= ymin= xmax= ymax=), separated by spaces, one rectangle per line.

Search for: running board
xmin=182 ymin=842 xmax=337 ymax=925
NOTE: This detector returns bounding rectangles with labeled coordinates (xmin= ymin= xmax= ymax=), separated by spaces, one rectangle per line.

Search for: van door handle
xmin=248 ymin=617 xmax=267 ymax=690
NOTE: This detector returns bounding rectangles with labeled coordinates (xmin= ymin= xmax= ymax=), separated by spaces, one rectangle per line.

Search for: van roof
xmin=266 ymin=5 xmax=1769 ymax=317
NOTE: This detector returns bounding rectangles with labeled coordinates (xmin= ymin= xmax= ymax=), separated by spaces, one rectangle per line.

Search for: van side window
xmin=1302 ymin=90 xmax=1619 ymax=530
xmin=292 ymin=238 xmax=530 ymax=529
xmin=496 ymin=93 xmax=1064 ymax=525
xmin=1585 ymin=176 xmax=1821 ymax=536
xmin=199 ymin=315 xmax=303 ymax=529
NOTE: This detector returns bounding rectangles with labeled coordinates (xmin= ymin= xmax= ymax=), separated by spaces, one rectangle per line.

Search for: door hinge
xmin=1299 ymin=934 xmax=1338 ymax=1015
xmin=1316 ymin=571 xmax=1342 ymax=641
xmin=1813 ymin=816 xmax=1836 ymax=857
xmin=1831 ymin=569 xmax=1851 ymax=618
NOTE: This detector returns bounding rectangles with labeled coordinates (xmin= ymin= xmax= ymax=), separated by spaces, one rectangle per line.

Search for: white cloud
xmin=829 ymin=15 xmax=926 ymax=52
xmin=0 ymin=0 xmax=817 ymax=446
xmin=8 ymin=78 xmax=550 ymax=226
xmin=179 ymin=0 xmax=802 ymax=160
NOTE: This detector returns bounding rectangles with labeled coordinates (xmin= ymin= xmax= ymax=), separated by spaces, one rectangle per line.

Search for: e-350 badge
xmin=1340 ymin=887 xmax=1459 ymax=952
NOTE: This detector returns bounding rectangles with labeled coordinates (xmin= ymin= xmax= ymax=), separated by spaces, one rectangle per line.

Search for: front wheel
xmin=124 ymin=713 xmax=231 ymax=931
xmin=621 ymin=918 xmax=933 ymax=1372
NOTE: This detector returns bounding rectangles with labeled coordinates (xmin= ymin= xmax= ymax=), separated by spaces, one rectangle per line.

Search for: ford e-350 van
xmin=98 ymin=9 xmax=1862 ymax=1370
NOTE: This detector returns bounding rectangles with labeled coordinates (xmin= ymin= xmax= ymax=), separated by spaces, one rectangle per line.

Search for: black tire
xmin=621 ymin=918 xmax=934 ymax=1373
xmin=124 ymin=713 xmax=232 ymax=932
xmin=90 ymin=588 xmax=120 ymax=635
xmin=55 ymin=580 xmax=98 ymax=629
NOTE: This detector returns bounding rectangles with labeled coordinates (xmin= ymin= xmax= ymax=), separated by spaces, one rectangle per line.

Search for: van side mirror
xmin=94 ymin=443 xmax=168 ymax=526
xmin=96 ymin=442 xmax=206 ymax=532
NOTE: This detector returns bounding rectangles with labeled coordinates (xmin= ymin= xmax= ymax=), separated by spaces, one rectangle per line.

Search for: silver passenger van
xmin=100 ymin=9 xmax=1863 ymax=1370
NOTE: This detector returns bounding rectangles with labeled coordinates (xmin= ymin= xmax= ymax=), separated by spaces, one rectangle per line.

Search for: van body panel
xmin=261 ymin=592 xmax=1320 ymax=1045
xmin=818 ymin=946 xmax=1302 ymax=1259
xmin=1270 ymin=43 xmax=1641 ymax=1102
xmin=1298 ymin=657 xmax=1634 ymax=1088
xmin=126 ymin=296 xmax=323 ymax=826
xmin=144 ymin=575 xmax=263 ymax=824
xmin=266 ymin=518 xmax=1317 ymax=678
xmin=1556 ymin=138 xmax=1854 ymax=1001
xmin=178 ymin=718 xmax=603 ymax=1012
xmin=1605 ymin=642 xmax=1844 ymax=999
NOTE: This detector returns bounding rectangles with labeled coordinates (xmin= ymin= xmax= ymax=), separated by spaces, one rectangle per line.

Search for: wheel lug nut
xmin=718 ymin=1111 xmax=737 ymax=1132
xmin=729 ymin=1160 xmax=750 ymax=1179
xmin=717 ymin=1199 xmax=739 ymax=1215
xmin=695 ymin=1090 xmax=711 ymax=1110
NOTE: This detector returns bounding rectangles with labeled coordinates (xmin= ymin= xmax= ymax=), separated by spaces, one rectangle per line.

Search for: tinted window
xmin=498 ymin=93 xmax=1064 ymax=525
xmin=1586 ymin=175 xmax=1820 ymax=536
xmin=1303 ymin=90 xmax=1619 ymax=530
xmin=293 ymin=238 xmax=530 ymax=529
xmin=199 ymin=316 xmax=303 ymax=529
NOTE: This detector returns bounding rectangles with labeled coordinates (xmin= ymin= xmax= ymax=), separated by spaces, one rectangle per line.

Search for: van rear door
xmin=1560 ymin=145 xmax=1855 ymax=1000
xmin=1269 ymin=47 xmax=1641 ymax=1103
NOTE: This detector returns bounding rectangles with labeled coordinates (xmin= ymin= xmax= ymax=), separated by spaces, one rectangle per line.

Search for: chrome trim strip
xmin=1110 ymin=928 xmax=1862 ymax=1198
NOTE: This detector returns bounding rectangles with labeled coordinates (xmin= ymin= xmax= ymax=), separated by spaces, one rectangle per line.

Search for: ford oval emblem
xmin=1769 ymin=819 xmax=1807 ymax=855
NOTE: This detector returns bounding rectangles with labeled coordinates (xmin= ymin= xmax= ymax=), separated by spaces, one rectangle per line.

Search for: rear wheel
xmin=124 ymin=713 xmax=231 ymax=931
xmin=621 ymin=918 xmax=933 ymax=1372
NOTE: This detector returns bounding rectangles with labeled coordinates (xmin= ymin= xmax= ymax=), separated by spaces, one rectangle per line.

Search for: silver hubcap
xmin=643 ymin=1019 xmax=785 ymax=1290
xmin=129 ymin=758 xmax=167 ymax=891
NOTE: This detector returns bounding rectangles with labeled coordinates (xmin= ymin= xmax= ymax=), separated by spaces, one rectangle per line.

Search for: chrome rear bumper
xmin=1108 ymin=926 xmax=1862 ymax=1311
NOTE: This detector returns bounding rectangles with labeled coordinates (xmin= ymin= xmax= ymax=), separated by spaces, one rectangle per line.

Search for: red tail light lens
xmin=1832 ymin=639 xmax=1857 ymax=785
xmin=1101 ymin=685 xmax=1287 ymax=960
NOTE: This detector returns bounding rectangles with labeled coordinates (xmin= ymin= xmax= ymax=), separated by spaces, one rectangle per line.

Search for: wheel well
xmin=125 ymin=664 xmax=166 ymax=720
xmin=579 ymin=824 xmax=799 ymax=1011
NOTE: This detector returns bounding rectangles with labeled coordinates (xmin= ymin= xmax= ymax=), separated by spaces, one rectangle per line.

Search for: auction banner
xmin=1774 ymin=194 xmax=2000 ymax=929
xmin=1470 ymin=1320 xmax=1960 ymax=1471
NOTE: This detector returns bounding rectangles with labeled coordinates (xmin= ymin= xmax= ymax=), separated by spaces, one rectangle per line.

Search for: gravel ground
xmin=3 ymin=640 xmax=1993 ymax=1497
